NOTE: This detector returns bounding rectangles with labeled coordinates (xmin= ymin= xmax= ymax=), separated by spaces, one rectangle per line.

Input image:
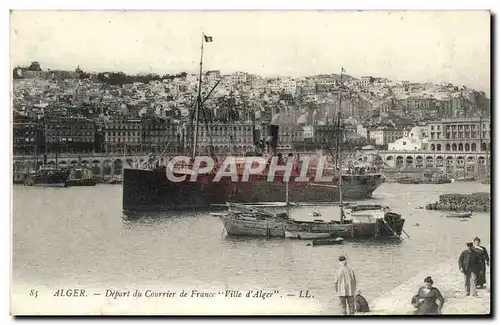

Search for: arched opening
xmin=91 ymin=160 xmax=101 ymax=176
xmin=396 ymin=156 xmax=404 ymax=168
xmin=70 ymin=160 xmax=78 ymax=166
xmin=481 ymin=143 xmax=487 ymax=151
xmin=430 ymin=144 xmax=435 ymax=151
xmin=446 ymin=156 xmax=454 ymax=165
xmin=406 ymin=156 xmax=414 ymax=167
xmin=465 ymin=143 xmax=470 ymax=151
xmin=437 ymin=144 xmax=442 ymax=151
xmin=426 ymin=156 xmax=434 ymax=167
xmin=446 ymin=144 xmax=451 ymax=151
xmin=457 ymin=156 xmax=465 ymax=167
xmin=416 ymin=156 xmax=423 ymax=168
xmin=436 ymin=156 xmax=444 ymax=167
xmin=114 ymin=159 xmax=123 ymax=176
xmin=47 ymin=161 xmax=55 ymax=165
xmin=471 ymin=143 xmax=476 ymax=151
xmin=103 ymin=160 xmax=112 ymax=175
xmin=385 ymin=156 xmax=394 ymax=168
xmin=452 ymin=144 xmax=457 ymax=151
xmin=458 ymin=143 xmax=463 ymax=151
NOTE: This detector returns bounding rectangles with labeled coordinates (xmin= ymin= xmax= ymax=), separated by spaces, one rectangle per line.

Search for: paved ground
xmin=369 ymin=255 xmax=491 ymax=315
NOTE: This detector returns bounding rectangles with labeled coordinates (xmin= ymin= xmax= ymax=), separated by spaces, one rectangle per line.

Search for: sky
xmin=10 ymin=10 xmax=491 ymax=95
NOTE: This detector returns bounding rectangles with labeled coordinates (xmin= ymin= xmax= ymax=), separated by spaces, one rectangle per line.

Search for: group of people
xmin=332 ymin=237 xmax=489 ymax=316
xmin=458 ymin=237 xmax=490 ymax=296
xmin=410 ymin=237 xmax=489 ymax=315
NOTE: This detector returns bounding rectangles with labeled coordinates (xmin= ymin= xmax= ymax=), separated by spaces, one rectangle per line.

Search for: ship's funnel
xmin=268 ymin=124 xmax=279 ymax=155
xmin=269 ymin=113 xmax=282 ymax=154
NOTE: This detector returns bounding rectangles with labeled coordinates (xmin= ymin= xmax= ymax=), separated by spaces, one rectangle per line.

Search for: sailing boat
xmin=24 ymin=138 xmax=70 ymax=187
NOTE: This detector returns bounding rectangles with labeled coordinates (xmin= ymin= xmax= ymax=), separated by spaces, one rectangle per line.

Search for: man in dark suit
xmin=458 ymin=242 xmax=481 ymax=297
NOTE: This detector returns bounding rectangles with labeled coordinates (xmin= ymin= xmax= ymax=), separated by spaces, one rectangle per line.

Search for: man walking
xmin=334 ymin=255 xmax=357 ymax=315
xmin=458 ymin=242 xmax=481 ymax=297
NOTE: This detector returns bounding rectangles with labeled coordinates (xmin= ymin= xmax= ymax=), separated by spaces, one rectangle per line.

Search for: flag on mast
xmin=341 ymin=66 xmax=346 ymax=73
xmin=204 ymin=35 xmax=213 ymax=42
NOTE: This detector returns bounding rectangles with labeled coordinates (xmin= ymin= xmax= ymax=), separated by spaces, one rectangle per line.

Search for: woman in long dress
xmin=472 ymin=237 xmax=490 ymax=288
xmin=411 ymin=276 xmax=444 ymax=315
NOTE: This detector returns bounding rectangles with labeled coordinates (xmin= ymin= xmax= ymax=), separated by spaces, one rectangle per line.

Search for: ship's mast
xmin=337 ymin=67 xmax=344 ymax=222
xmin=285 ymin=178 xmax=290 ymax=217
xmin=192 ymin=33 xmax=205 ymax=161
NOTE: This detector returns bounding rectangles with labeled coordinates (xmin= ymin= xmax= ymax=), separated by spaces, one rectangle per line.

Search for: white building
xmin=231 ymin=72 xmax=248 ymax=84
xmin=280 ymin=78 xmax=297 ymax=95
xmin=303 ymin=125 xmax=314 ymax=139
xmin=357 ymin=124 xmax=368 ymax=138
xmin=360 ymin=76 xmax=373 ymax=88
xmin=388 ymin=126 xmax=428 ymax=151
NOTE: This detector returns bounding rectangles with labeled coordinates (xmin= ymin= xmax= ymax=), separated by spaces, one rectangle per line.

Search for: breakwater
xmin=425 ymin=193 xmax=490 ymax=212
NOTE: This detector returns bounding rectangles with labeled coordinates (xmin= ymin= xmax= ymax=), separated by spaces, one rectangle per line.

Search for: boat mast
xmin=337 ymin=67 xmax=344 ymax=222
xmin=192 ymin=33 xmax=205 ymax=161
xmin=285 ymin=178 xmax=290 ymax=216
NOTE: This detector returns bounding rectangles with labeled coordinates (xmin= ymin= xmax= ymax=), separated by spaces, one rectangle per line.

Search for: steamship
xmin=122 ymin=34 xmax=384 ymax=215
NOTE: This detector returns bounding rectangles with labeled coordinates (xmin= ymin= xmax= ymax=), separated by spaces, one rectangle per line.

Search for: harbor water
xmin=12 ymin=182 xmax=491 ymax=314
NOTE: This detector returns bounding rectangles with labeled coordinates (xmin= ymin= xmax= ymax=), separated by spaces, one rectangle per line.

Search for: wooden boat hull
xmin=312 ymin=238 xmax=344 ymax=246
xmin=220 ymin=215 xmax=405 ymax=239
xmin=284 ymin=231 xmax=333 ymax=240
xmin=446 ymin=213 xmax=472 ymax=219
xmin=220 ymin=215 xmax=285 ymax=237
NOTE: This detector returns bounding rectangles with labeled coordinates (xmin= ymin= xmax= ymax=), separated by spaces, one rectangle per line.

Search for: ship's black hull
xmin=122 ymin=168 xmax=384 ymax=214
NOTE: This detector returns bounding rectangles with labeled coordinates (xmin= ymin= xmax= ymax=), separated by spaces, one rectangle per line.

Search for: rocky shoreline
xmin=425 ymin=193 xmax=490 ymax=212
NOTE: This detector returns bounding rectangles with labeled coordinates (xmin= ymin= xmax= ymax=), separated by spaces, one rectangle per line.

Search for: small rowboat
xmin=446 ymin=212 xmax=473 ymax=219
xmin=285 ymin=231 xmax=333 ymax=240
xmin=312 ymin=237 xmax=344 ymax=246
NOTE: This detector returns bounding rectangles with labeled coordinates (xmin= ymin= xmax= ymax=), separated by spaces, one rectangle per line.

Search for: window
xmin=402 ymin=141 xmax=406 ymax=146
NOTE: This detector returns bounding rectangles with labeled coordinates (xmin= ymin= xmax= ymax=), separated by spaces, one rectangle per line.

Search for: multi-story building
xmin=405 ymin=98 xmax=437 ymax=117
xmin=205 ymin=70 xmax=221 ymax=82
xmin=104 ymin=118 xmax=143 ymax=155
xmin=360 ymin=76 xmax=373 ymax=88
xmin=13 ymin=115 xmax=41 ymax=156
xmin=141 ymin=117 xmax=181 ymax=154
xmin=280 ymin=78 xmax=297 ymax=95
xmin=72 ymin=86 xmax=90 ymax=105
xmin=426 ymin=118 xmax=491 ymax=153
xmin=369 ymin=128 xmax=406 ymax=147
xmin=437 ymin=99 xmax=453 ymax=118
xmin=184 ymin=122 xmax=255 ymax=154
xmin=231 ymin=72 xmax=248 ymax=84
xmin=44 ymin=117 xmax=96 ymax=154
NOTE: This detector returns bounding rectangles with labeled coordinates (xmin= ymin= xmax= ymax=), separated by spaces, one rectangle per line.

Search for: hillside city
xmin=13 ymin=62 xmax=491 ymax=164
